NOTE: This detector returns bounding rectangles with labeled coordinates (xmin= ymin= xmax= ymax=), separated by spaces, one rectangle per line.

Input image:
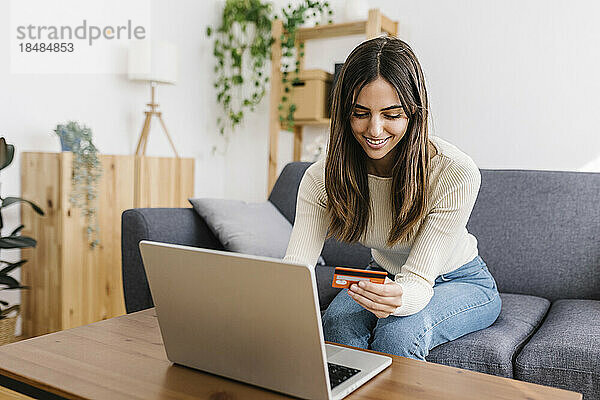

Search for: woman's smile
xmin=364 ymin=136 xmax=392 ymax=149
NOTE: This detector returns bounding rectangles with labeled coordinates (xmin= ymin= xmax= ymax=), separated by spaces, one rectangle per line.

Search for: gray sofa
xmin=122 ymin=162 xmax=600 ymax=399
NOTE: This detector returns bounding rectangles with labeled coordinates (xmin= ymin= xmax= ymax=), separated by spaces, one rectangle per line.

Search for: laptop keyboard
xmin=328 ymin=362 xmax=361 ymax=389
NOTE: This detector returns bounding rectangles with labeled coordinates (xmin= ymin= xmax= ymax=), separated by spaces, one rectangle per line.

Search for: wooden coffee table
xmin=0 ymin=308 xmax=581 ymax=400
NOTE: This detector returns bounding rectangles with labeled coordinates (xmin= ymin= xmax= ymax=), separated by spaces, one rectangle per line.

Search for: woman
xmin=283 ymin=36 xmax=501 ymax=360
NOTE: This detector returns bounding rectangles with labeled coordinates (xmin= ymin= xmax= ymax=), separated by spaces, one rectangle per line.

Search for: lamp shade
xmin=128 ymin=40 xmax=177 ymax=84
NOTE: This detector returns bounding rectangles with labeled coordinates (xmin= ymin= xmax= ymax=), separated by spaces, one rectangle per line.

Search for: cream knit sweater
xmin=283 ymin=135 xmax=482 ymax=316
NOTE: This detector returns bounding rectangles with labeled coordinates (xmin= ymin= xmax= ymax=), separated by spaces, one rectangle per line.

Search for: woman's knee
xmin=370 ymin=317 xmax=429 ymax=360
xmin=323 ymin=290 xmax=360 ymax=323
xmin=322 ymin=290 xmax=375 ymax=348
xmin=322 ymin=290 xmax=372 ymax=329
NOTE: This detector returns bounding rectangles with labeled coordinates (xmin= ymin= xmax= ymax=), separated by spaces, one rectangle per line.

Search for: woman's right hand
xmin=347 ymin=277 xmax=403 ymax=318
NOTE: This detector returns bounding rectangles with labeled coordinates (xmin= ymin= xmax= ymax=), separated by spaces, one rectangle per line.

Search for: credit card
xmin=332 ymin=267 xmax=388 ymax=289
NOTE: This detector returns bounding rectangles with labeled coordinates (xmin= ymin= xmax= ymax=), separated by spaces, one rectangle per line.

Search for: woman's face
xmin=350 ymin=76 xmax=409 ymax=171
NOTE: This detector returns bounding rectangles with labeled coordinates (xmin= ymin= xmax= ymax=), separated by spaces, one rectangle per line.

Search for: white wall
xmin=1 ymin=0 xmax=599 ymax=333
xmin=301 ymin=0 xmax=600 ymax=173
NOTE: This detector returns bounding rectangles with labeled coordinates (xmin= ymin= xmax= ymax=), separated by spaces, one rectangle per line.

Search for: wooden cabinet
xmin=20 ymin=152 xmax=194 ymax=338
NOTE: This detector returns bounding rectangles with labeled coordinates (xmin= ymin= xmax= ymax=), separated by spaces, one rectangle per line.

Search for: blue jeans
xmin=321 ymin=255 xmax=501 ymax=360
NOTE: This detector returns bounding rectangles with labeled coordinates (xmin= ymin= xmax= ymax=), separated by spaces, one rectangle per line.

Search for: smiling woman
xmin=283 ymin=36 xmax=501 ymax=360
xmin=327 ymin=37 xmax=435 ymax=247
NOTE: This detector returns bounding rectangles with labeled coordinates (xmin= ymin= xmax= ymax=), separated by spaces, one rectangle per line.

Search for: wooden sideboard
xmin=20 ymin=152 xmax=194 ymax=338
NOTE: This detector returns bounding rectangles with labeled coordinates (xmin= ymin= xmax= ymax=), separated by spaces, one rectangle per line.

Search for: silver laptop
xmin=139 ymin=240 xmax=391 ymax=400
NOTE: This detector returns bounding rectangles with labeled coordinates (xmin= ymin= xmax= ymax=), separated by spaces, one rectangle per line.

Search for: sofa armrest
xmin=121 ymin=208 xmax=224 ymax=313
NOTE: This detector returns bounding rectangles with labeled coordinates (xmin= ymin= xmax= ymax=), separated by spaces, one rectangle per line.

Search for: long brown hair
xmin=325 ymin=36 xmax=432 ymax=247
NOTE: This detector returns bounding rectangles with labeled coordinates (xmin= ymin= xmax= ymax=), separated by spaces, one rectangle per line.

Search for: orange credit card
xmin=332 ymin=267 xmax=388 ymax=289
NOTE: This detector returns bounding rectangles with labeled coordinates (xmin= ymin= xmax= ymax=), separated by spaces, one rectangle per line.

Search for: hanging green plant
xmin=53 ymin=121 xmax=102 ymax=248
xmin=278 ymin=1 xmax=333 ymax=128
xmin=207 ymin=0 xmax=274 ymax=140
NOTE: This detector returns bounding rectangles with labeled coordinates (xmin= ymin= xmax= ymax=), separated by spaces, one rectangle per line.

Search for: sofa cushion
xmin=426 ymin=293 xmax=550 ymax=378
xmin=189 ymin=198 xmax=323 ymax=264
xmin=268 ymin=162 xmax=311 ymax=224
xmin=515 ymin=299 xmax=599 ymax=400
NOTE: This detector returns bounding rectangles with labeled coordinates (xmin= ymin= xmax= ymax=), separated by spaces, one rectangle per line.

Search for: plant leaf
xmin=0 ymin=260 xmax=27 ymax=275
xmin=0 ymin=138 xmax=14 ymax=171
xmin=0 ymin=285 xmax=29 ymax=291
xmin=0 ymin=305 xmax=19 ymax=317
xmin=2 ymin=197 xmax=44 ymax=216
xmin=0 ymin=236 xmax=37 ymax=249
xmin=10 ymin=225 xmax=24 ymax=236
xmin=0 ymin=275 xmax=20 ymax=288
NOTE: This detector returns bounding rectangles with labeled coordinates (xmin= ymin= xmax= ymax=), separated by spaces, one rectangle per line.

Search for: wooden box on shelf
xmin=20 ymin=152 xmax=194 ymax=338
xmin=286 ymin=69 xmax=333 ymax=122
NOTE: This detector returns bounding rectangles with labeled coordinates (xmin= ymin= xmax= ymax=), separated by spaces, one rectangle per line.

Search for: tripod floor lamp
xmin=128 ymin=40 xmax=179 ymax=157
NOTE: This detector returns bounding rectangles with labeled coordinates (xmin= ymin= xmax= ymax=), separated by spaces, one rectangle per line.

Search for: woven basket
xmin=0 ymin=306 xmax=19 ymax=346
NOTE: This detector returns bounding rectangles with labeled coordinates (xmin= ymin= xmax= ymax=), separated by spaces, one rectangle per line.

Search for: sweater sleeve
xmin=392 ymin=160 xmax=481 ymax=316
xmin=283 ymin=161 xmax=330 ymax=268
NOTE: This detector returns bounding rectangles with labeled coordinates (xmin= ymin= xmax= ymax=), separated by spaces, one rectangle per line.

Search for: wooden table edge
xmin=0 ymin=309 xmax=584 ymax=400
xmin=0 ymin=367 xmax=74 ymax=400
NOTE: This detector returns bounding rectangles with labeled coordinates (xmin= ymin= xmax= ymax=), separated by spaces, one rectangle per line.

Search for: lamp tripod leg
xmin=142 ymin=114 xmax=152 ymax=156
xmin=157 ymin=114 xmax=179 ymax=158
xmin=135 ymin=112 xmax=153 ymax=156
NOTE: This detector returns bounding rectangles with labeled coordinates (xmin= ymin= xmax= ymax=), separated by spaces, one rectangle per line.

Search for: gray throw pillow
xmin=189 ymin=198 xmax=325 ymax=265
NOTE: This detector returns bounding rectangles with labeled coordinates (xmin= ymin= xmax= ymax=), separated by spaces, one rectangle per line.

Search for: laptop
xmin=139 ymin=240 xmax=392 ymax=400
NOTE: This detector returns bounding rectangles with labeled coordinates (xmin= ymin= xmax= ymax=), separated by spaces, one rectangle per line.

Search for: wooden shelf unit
xmin=267 ymin=8 xmax=399 ymax=192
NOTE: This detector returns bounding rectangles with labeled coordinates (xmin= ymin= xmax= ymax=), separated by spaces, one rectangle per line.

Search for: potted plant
xmin=0 ymin=137 xmax=44 ymax=344
xmin=53 ymin=121 xmax=103 ymax=248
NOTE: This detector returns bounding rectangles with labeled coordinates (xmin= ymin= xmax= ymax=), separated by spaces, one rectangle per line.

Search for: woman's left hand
xmin=348 ymin=277 xmax=403 ymax=318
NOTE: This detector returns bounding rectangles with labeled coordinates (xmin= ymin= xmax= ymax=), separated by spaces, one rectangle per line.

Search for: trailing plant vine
xmin=207 ymin=0 xmax=274 ymax=140
xmin=54 ymin=121 xmax=102 ymax=248
xmin=277 ymin=1 xmax=333 ymax=128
